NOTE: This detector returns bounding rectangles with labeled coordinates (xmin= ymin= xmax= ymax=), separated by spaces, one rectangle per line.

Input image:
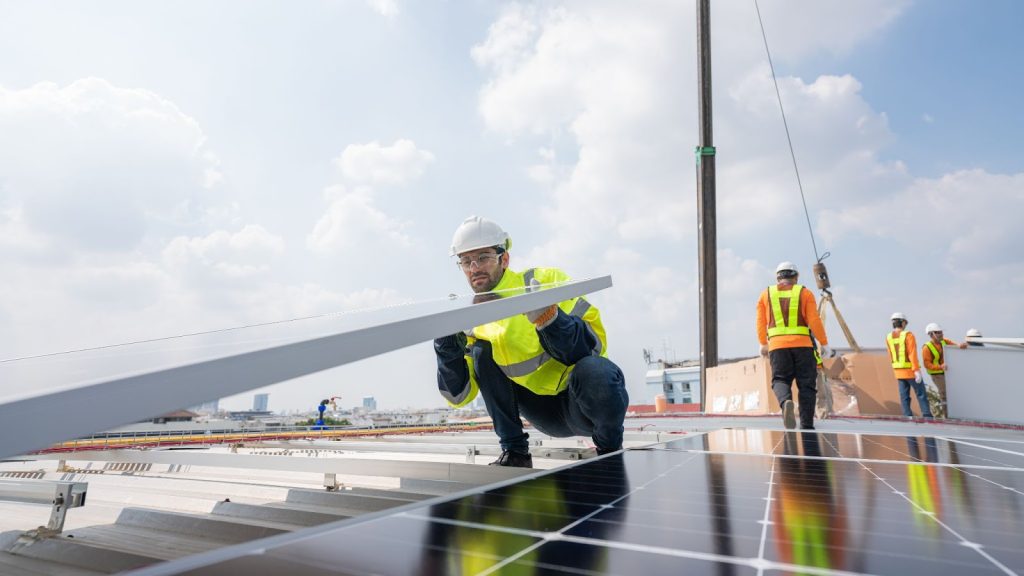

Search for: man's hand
xmin=524 ymin=278 xmax=558 ymax=330
xmin=526 ymin=305 xmax=558 ymax=330
xmin=940 ymin=363 xmax=948 ymax=371
xmin=434 ymin=333 xmax=468 ymax=357
xmin=759 ymin=344 xmax=769 ymax=357
xmin=958 ymin=342 xmax=968 ymax=350
xmin=914 ymin=370 xmax=923 ymax=384
xmin=820 ymin=345 xmax=835 ymax=359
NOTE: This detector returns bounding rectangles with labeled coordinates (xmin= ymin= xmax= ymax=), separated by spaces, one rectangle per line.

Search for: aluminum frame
xmin=0 ymin=276 xmax=611 ymax=460
xmin=26 ymin=449 xmax=529 ymax=484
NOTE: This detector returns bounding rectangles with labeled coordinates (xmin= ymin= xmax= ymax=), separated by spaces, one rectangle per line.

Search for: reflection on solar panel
xmin=136 ymin=428 xmax=1024 ymax=575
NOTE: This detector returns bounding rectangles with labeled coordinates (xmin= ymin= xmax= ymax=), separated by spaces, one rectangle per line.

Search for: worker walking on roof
xmin=922 ymin=323 xmax=967 ymax=411
xmin=757 ymin=262 xmax=831 ymax=430
xmin=886 ymin=313 xmax=932 ymax=418
xmin=433 ymin=216 xmax=628 ymax=468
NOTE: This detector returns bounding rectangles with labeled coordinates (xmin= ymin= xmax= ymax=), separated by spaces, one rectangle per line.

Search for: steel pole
xmin=696 ymin=0 xmax=718 ymax=412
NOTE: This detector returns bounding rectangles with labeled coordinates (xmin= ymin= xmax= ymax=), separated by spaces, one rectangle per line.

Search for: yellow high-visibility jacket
xmin=439 ymin=267 xmax=607 ymax=408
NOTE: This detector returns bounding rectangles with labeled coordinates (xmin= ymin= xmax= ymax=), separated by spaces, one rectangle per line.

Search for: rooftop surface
xmin=3 ymin=415 xmax=1022 ymax=575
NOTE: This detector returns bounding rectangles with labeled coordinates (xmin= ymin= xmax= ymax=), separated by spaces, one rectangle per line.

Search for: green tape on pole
xmin=694 ymin=146 xmax=716 ymax=166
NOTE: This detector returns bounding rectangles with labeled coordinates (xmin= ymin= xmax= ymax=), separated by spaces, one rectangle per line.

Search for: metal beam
xmin=0 ymin=276 xmax=612 ymax=460
xmin=24 ymin=450 xmax=531 ymax=485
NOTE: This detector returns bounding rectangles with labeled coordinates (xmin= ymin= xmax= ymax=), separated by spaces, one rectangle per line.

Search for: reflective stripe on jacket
xmin=756 ymin=284 xmax=828 ymax=351
xmin=887 ymin=331 xmax=913 ymax=369
xmin=466 ymin=267 xmax=607 ymax=397
xmin=924 ymin=341 xmax=944 ymax=374
xmin=922 ymin=339 xmax=957 ymax=375
xmin=766 ymin=284 xmax=811 ymax=338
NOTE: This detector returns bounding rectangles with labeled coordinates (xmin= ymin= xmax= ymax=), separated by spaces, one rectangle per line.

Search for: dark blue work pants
xmin=898 ymin=378 xmax=933 ymax=418
xmin=473 ymin=349 xmax=628 ymax=454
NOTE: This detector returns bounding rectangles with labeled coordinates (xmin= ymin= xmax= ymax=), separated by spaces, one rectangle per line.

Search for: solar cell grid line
xmin=754 ymin=433 xmax=786 ymax=576
xmin=947 ymin=436 xmax=1024 ymax=446
xmin=936 ymin=435 xmax=1024 ymax=459
xmin=0 ymin=275 xmax=611 ymax=460
xmin=661 ymin=429 xmax=1024 ymax=472
xmin=854 ymin=460 xmax=1020 ymax=576
xmin=471 ymin=452 xmax=705 ymax=575
xmin=859 ymin=434 xmax=1024 ymax=468
xmin=959 ymin=468 xmax=1024 ymax=497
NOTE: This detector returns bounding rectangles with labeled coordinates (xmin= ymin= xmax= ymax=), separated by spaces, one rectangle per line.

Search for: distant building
xmin=362 ymin=396 xmax=377 ymax=411
xmin=253 ymin=393 xmax=269 ymax=412
xmin=151 ymin=410 xmax=199 ymax=425
xmin=645 ymin=360 xmax=701 ymax=404
xmin=227 ymin=410 xmax=273 ymax=421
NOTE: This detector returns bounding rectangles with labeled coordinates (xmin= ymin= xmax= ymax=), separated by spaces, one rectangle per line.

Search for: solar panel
xmin=134 ymin=428 xmax=1024 ymax=575
xmin=0 ymin=276 xmax=612 ymax=460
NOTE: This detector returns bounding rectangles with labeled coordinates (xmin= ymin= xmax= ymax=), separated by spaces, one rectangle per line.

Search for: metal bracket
xmin=0 ymin=479 xmax=87 ymax=540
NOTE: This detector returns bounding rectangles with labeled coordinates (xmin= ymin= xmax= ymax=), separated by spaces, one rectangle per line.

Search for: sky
xmin=1 ymin=0 xmax=1022 ymax=414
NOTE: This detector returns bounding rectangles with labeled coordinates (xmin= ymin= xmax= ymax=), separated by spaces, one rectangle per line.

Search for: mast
xmin=696 ymin=0 xmax=718 ymax=411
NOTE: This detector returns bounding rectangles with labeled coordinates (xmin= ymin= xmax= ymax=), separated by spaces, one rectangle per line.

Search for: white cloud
xmin=163 ymin=224 xmax=285 ymax=279
xmin=0 ymin=78 xmax=371 ymax=364
xmin=366 ymin=0 xmax=399 ymax=19
xmin=307 ymin=185 xmax=413 ymax=254
xmin=0 ymin=78 xmax=223 ymax=253
xmin=820 ymin=169 xmax=1024 ymax=274
xmin=335 ymin=139 xmax=434 ymax=186
xmin=309 ymin=139 xmax=434 ymax=258
xmin=471 ymin=4 xmax=541 ymax=75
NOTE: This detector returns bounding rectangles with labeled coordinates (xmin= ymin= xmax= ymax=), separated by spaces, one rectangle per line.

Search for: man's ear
xmin=500 ymin=252 xmax=510 ymax=268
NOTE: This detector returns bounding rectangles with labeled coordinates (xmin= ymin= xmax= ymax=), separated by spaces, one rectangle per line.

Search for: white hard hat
xmin=966 ymin=328 xmax=982 ymax=338
xmin=449 ymin=216 xmax=511 ymax=257
xmin=775 ymin=261 xmax=798 ymax=275
xmin=925 ymin=323 xmax=942 ymax=333
xmin=891 ymin=312 xmax=907 ymax=322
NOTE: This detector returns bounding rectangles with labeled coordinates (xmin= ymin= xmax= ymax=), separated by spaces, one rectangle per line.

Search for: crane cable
xmin=753 ymin=0 xmax=827 ymax=265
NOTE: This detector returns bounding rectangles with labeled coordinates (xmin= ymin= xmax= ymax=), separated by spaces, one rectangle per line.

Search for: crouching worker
xmin=433 ymin=216 xmax=629 ymax=468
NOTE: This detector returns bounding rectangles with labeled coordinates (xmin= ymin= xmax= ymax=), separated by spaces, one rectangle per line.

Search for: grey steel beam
xmin=25 ymin=450 xmax=531 ymax=484
xmin=0 ymin=276 xmax=612 ymax=460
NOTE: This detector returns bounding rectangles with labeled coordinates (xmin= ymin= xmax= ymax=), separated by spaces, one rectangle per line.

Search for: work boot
xmin=489 ymin=450 xmax=533 ymax=468
xmin=782 ymin=400 xmax=796 ymax=430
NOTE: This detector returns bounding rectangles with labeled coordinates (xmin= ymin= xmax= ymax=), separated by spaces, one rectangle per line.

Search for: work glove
xmin=524 ymin=278 xmax=558 ymax=330
xmin=434 ymin=332 xmax=468 ymax=358
xmin=820 ymin=345 xmax=835 ymax=359
xmin=914 ymin=370 xmax=923 ymax=384
xmin=759 ymin=344 xmax=768 ymax=357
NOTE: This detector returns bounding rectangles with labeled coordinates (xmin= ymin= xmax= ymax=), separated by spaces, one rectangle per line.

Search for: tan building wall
xmin=706 ymin=352 xmax=914 ymax=417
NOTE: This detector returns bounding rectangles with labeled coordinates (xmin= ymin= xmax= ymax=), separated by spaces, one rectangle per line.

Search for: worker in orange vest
xmin=922 ymin=323 xmax=967 ymax=410
xmin=757 ymin=262 xmax=831 ymax=430
xmin=886 ymin=313 xmax=931 ymax=418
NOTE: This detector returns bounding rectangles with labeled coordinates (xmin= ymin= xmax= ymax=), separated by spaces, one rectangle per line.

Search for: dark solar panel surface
xmin=173 ymin=429 xmax=1024 ymax=576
